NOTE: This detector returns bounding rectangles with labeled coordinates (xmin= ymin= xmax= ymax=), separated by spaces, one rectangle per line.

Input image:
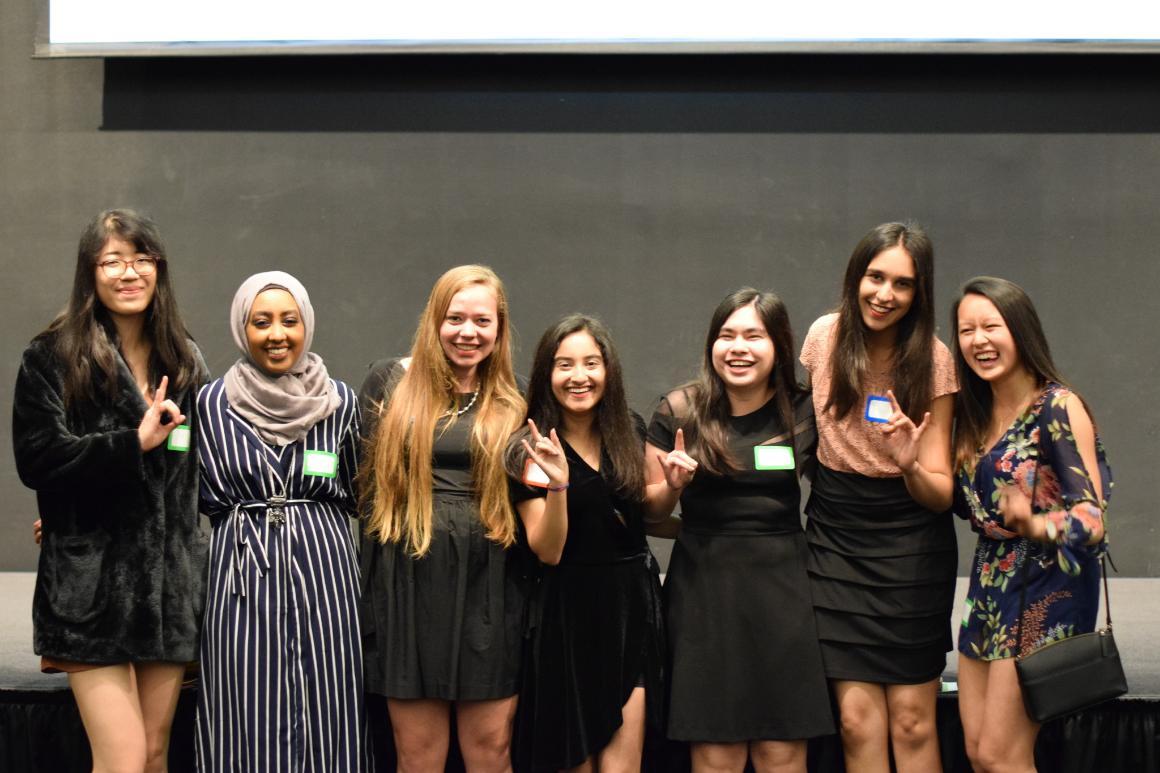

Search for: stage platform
xmin=2 ymin=572 xmax=1157 ymax=771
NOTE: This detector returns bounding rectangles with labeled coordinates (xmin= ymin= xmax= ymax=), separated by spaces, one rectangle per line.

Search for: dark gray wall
xmin=3 ymin=0 xmax=1157 ymax=574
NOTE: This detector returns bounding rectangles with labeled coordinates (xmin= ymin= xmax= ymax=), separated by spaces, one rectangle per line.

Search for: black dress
xmin=511 ymin=434 xmax=665 ymax=770
xmin=359 ymin=359 xmax=527 ymax=700
xmin=647 ymin=391 xmax=834 ymax=743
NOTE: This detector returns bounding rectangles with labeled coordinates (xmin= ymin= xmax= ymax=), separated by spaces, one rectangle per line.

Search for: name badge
xmin=522 ymin=458 xmax=551 ymax=488
xmin=167 ymin=425 xmax=192 ymax=452
xmin=865 ymin=395 xmax=893 ymax=423
xmin=303 ymin=450 xmax=338 ymax=478
xmin=753 ymin=445 xmax=795 ymax=470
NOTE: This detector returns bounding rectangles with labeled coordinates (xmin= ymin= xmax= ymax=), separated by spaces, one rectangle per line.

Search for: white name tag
xmin=303 ymin=450 xmax=338 ymax=478
xmin=522 ymin=459 xmax=551 ymax=488
xmin=167 ymin=425 xmax=192 ymax=452
xmin=865 ymin=395 xmax=893 ymax=423
xmin=753 ymin=445 xmax=795 ymax=470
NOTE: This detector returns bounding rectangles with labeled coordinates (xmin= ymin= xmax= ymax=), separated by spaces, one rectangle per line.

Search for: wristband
xmin=547 ymin=483 xmax=569 ymax=492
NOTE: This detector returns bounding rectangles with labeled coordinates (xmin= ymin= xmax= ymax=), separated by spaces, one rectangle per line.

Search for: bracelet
xmin=547 ymin=483 xmax=569 ymax=492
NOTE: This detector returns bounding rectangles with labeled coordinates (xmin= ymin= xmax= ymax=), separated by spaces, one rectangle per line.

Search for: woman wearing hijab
xmin=194 ymin=271 xmax=370 ymax=771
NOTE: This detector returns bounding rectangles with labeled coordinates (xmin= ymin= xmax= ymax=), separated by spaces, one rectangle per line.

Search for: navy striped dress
xmin=194 ymin=377 xmax=371 ymax=772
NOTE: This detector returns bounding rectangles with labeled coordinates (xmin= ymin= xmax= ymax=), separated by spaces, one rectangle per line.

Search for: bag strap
xmin=1015 ymin=414 xmax=1113 ymax=659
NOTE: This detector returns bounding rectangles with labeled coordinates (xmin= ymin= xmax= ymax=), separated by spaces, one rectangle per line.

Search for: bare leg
xmin=388 ymin=698 xmax=452 ymax=773
xmin=133 ymin=662 xmax=185 ymax=773
xmin=750 ymin=739 xmax=806 ymax=773
xmin=957 ymin=654 xmax=989 ymax=770
xmin=456 ymin=695 xmax=518 ymax=773
xmin=691 ymin=741 xmax=747 ymax=773
xmin=885 ymin=679 xmax=942 ymax=773
xmin=833 ymin=680 xmax=890 ymax=773
xmin=970 ymin=658 xmax=1039 ymax=773
xmin=593 ymin=686 xmax=646 ymax=773
xmin=70 ymin=665 xmax=146 ymax=773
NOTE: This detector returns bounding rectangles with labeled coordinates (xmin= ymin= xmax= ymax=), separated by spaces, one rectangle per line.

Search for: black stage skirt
xmin=805 ymin=465 xmax=957 ymax=684
xmin=361 ymin=495 xmax=527 ymax=701
xmin=515 ymin=551 xmax=665 ymax=771
xmin=665 ymin=526 xmax=835 ymax=742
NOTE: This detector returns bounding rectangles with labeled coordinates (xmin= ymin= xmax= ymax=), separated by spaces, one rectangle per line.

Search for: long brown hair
xmin=825 ymin=221 xmax=935 ymax=423
xmin=41 ymin=209 xmax=202 ymax=409
xmin=509 ymin=314 xmax=644 ymax=500
xmin=362 ymin=265 xmax=525 ymax=556
xmin=950 ymin=276 xmax=1072 ymax=471
xmin=677 ymin=288 xmax=804 ymax=477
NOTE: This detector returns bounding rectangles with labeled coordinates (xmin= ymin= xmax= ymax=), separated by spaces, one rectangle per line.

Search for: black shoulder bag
xmin=1013 ymin=463 xmax=1127 ymax=722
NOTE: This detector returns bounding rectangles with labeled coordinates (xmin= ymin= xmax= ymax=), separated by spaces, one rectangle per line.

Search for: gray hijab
xmin=223 ymin=271 xmax=340 ymax=446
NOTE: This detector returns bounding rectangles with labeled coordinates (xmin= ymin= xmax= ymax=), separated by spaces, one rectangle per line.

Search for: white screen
xmin=43 ymin=0 xmax=1160 ymax=54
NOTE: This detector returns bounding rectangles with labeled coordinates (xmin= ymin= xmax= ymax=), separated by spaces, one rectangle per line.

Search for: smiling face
xmin=550 ymin=330 xmax=606 ymax=421
xmin=93 ymin=236 xmax=157 ymax=320
xmin=858 ymin=244 xmax=916 ymax=338
xmin=957 ymin=292 xmax=1024 ymax=386
xmin=439 ymin=283 xmax=498 ymax=386
xmin=710 ymin=301 xmax=775 ymax=395
xmin=246 ymin=288 xmax=304 ymax=375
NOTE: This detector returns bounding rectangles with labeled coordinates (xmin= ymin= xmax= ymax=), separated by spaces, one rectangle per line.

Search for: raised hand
xmin=659 ymin=427 xmax=698 ymax=491
xmin=521 ymin=419 xmax=569 ymax=489
xmin=138 ymin=375 xmax=186 ymax=452
xmin=880 ymin=389 xmax=929 ymax=473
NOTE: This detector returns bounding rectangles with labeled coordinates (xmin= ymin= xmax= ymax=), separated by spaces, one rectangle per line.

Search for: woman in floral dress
xmin=951 ymin=276 xmax=1111 ymax=773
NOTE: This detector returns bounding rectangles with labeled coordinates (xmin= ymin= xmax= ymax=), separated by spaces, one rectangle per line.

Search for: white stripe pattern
xmin=194 ymin=377 xmax=371 ymax=772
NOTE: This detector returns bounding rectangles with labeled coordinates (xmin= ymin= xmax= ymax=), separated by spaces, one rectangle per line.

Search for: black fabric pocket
xmin=43 ymin=533 xmax=110 ymax=624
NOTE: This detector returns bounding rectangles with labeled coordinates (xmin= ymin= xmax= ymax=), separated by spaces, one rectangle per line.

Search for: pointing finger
xmin=154 ymin=375 xmax=169 ymax=409
xmin=674 ymin=427 xmax=686 ymax=454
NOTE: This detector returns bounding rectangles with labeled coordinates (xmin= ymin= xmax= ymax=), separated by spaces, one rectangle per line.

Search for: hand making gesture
xmin=521 ymin=419 xmax=569 ymax=489
xmin=137 ymin=375 xmax=186 ymax=451
xmin=659 ymin=427 xmax=698 ymax=491
xmin=879 ymin=389 xmax=931 ymax=474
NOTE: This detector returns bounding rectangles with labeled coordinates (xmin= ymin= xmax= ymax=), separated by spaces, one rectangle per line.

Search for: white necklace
xmin=447 ymin=390 xmax=479 ymax=417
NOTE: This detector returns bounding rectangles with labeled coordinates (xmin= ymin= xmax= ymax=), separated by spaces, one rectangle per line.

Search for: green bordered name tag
xmin=167 ymin=424 xmax=192 ymax=452
xmin=303 ymin=450 xmax=339 ymax=478
xmin=753 ymin=444 xmax=794 ymax=470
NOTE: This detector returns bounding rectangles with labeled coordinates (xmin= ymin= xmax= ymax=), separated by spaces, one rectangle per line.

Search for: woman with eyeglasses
xmin=13 ymin=209 xmax=208 ymax=773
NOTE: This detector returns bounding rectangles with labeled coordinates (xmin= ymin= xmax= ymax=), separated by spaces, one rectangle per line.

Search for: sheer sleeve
xmin=1034 ymin=387 xmax=1112 ymax=574
xmin=645 ymin=389 xmax=691 ymax=452
xmin=793 ymin=391 xmax=819 ymax=482
xmin=357 ymin=357 xmax=405 ymax=442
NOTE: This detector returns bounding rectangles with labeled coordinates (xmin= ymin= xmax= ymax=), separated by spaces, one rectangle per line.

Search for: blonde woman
xmin=360 ymin=265 xmax=527 ymax=772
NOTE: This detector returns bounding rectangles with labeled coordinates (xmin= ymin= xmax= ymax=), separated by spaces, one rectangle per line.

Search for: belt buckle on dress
xmin=267 ymin=494 xmax=287 ymax=527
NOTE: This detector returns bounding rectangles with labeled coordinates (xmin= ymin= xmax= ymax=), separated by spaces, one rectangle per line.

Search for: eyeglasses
xmin=97 ymin=255 xmax=160 ymax=278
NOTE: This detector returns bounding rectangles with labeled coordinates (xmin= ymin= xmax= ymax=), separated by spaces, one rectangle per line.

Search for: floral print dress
xmin=955 ymin=383 xmax=1112 ymax=660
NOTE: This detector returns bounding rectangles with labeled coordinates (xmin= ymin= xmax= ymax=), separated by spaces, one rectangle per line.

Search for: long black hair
xmin=40 ymin=209 xmax=202 ymax=408
xmin=676 ymin=288 xmax=805 ymax=477
xmin=950 ymin=276 xmax=1073 ymax=470
xmin=511 ymin=314 xmax=645 ymax=501
xmin=825 ymin=221 xmax=936 ymax=422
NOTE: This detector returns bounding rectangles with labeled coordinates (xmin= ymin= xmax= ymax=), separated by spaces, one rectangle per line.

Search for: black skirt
xmin=515 ymin=552 xmax=665 ymax=770
xmin=665 ymin=527 xmax=835 ymax=742
xmin=805 ymin=465 xmax=957 ymax=684
xmin=361 ymin=495 xmax=527 ymax=701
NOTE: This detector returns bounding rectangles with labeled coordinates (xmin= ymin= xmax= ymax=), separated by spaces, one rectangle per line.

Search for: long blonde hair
xmin=362 ymin=265 xmax=525 ymax=556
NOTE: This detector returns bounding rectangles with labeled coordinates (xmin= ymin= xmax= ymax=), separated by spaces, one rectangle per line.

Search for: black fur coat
xmin=12 ymin=335 xmax=208 ymax=663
